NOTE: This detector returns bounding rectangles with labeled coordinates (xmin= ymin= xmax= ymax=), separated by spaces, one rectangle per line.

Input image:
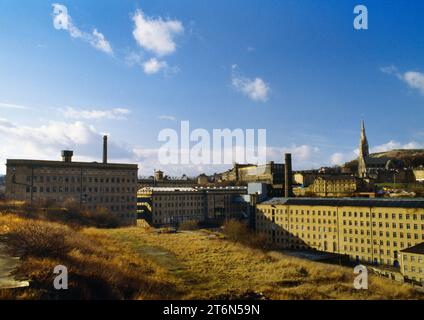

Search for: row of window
xmin=344 ymin=228 xmax=424 ymax=240
xmin=259 ymin=207 xmax=424 ymax=221
xmin=84 ymin=205 xmax=136 ymax=212
xmin=403 ymin=255 xmax=423 ymax=263
xmin=155 ymin=195 xmax=203 ymax=201
xmin=26 ymin=186 xmax=136 ymax=194
xmin=403 ymin=266 xmax=424 ymax=274
xmin=155 ymin=210 xmax=203 ymax=216
xmin=154 ymin=202 xmax=203 ymax=208
xmin=27 ymin=175 xmax=136 ymax=184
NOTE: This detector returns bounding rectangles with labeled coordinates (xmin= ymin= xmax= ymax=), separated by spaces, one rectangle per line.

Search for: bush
xmin=222 ymin=219 xmax=267 ymax=249
xmin=5 ymin=220 xmax=69 ymax=258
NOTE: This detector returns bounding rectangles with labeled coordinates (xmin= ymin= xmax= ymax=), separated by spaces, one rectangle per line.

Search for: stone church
xmin=357 ymin=121 xmax=402 ymax=178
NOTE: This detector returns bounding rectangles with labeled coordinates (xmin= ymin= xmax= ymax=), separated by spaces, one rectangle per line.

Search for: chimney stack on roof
xmin=61 ymin=150 xmax=73 ymax=163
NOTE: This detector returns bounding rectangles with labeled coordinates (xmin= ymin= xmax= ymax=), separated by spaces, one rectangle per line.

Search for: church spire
xmin=360 ymin=120 xmax=369 ymax=157
xmin=358 ymin=120 xmax=369 ymax=178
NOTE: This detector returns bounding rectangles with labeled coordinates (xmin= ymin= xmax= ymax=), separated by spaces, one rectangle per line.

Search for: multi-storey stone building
xmin=256 ymin=198 xmax=424 ymax=273
xmin=400 ymin=243 xmax=424 ymax=284
xmin=5 ymin=136 xmax=138 ymax=225
xmin=137 ymin=186 xmax=248 ymax=225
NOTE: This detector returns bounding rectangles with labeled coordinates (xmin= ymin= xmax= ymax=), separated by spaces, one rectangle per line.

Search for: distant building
xmin=5 ymin=136 xmax=138 ymax=225
xmin=138 ymin=170 xmax=197 ymax=188
xmin=414 ymin=167 xmax=424 ymax=183
xmin=308 ymin=175 xmax=374 ymax=197
xmin=256 ymin=197 xmax=424 ymax=282
xmin=137 ymin=186 xmax=248 ymax=225
xmin=293 ymin=171 xmax=317 ymax=187
xmin=219 ymin=161 xmax=285 ymax=197
xmin=197 ymin=173 xmax=209 ymax=185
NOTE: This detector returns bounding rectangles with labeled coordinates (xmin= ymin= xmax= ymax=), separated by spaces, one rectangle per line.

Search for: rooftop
xmin=138 ymin=186 xmax=248 ymax=193
xmin=315 ymin=175 xmax=358 ymax=181
xmin=138 ymin=187 xmax=198 ymax=193
xmin=6 ymin=159 xmax=137 ymax=170
xmin=401 ymin=242 xmax=424 ymax=255
xmin=258 ymin=197 xmax=424 ymax=209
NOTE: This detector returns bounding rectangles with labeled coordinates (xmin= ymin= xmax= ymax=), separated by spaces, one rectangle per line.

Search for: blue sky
xmin=0 ymin=0 xmax=423 ymax=176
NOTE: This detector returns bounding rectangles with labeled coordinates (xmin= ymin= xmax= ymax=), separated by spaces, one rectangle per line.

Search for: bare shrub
xmin=223 ymin=219 xmax=267 ymax=249
xmin=5 ymin=219 xmax=73 ymax=258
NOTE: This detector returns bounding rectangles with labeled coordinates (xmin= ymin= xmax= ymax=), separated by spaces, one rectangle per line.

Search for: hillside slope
xmin=344 ymin=149 xmax=424 ymax=170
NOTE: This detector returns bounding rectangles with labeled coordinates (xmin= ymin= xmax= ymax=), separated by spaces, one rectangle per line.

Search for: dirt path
xmin=0 ymin=244 xmax=29 ymax=289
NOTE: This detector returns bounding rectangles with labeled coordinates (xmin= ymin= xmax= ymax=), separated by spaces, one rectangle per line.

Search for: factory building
xmin=400 ymin=243 xmax=424 ymax=284
xmin=137 ymin=186 xmax=248 ymax=226
xmin=5 ymin=136 xmax=138 ymax=225
xmin=256 ymin=197 xmax=424 ymax=282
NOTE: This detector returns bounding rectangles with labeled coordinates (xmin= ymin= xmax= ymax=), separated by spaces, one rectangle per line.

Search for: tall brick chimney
xmin=103 ymin=135 xmax=108 ymax=164
xmin=284 ymin=153 xmax=293 ymax=197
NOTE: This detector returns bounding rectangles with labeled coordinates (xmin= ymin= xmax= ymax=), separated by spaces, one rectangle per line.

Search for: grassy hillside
xmin=0 ymin=201 xmax=423 ymax=300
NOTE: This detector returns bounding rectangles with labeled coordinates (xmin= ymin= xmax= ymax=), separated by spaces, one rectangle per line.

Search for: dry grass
xmin=0 ymin=199 xmax=121 ymax=229
xmin=178 ymin=220 xmax=199 ymax=231
xmin=0 ymin=214 xmax=181 ymax=300
xmin=97 ymin=227 xmax=424 ymax=300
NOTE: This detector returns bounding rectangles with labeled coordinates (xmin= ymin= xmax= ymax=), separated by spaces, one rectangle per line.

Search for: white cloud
xmin=402 ymin=71 xmax=424 ymax=95
xmin=231 ymin=66 xmax=270 ymax=102
xmin=0 ymin=102 xmax=31 ymax=110
xmin=52 ymin=4 xmax=113 ymax=55
xmin=330 ymin=151 xmax=357 ymax=166
xmin=142 ymin=58 xmax=168 ymax=75
xmin=0 ymin=118 xmax=135 ymax=174
xmin=380 ymin=65 xmax=399 ymax=75
xmin=90 ymin=29 xmax=113 ymax=55
xmin=267 ymin=145 xmax=321 ymax=169
xmin=371 ymin=140 xmax=424 ymax=153
xmin=62 ymin=107 xmax=130 ymax=120
xmin=381 ymin=65 xmax=424 ymax=95
xmin=158 ymin=115 xmax=176 ymax=121
xmin=132 ymin=9 xmax=184 ymax=56
xmin=125 ymin=51 xmax=144 ymax=66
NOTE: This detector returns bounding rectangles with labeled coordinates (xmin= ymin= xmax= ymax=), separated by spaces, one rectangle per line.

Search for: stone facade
xmin=256 ymin=197 xmax=424 ymax=277
xmin=137 ymin=186 xmax=248 ymax=225
xmin=5 ymin=157 xmax=138 ymax=225
xmin=400 ymin=243 xmax=424 ymax=284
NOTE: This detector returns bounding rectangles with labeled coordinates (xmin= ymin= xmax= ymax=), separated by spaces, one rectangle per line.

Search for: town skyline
xmin=0 ymin=1 xmax=423 ymax=176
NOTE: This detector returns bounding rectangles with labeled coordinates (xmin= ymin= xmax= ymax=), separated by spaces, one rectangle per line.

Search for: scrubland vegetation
xmin=0 ymin=200 xmax=423 ymax=300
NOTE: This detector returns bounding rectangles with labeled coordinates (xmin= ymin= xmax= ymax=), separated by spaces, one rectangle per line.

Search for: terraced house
xmin=256 ymin=198 xmax=424 ymax=283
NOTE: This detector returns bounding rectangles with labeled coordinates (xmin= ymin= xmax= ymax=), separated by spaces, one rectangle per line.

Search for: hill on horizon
xmin=343 ymin=149 xmax=424 ymax=171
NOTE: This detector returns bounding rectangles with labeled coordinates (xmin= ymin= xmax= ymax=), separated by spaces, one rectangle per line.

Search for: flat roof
xmin=401 ymin=243 xmax=424 ymax=255
xmin=138 ymin=187 xmax=198 ymax=192
xmin=258 ymin=197 xmax=424 ymax=209
xmin=6 ymin=159 xmax=138 ymax=170
xmin=138 ymin=186 xmax=248 ymax=193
